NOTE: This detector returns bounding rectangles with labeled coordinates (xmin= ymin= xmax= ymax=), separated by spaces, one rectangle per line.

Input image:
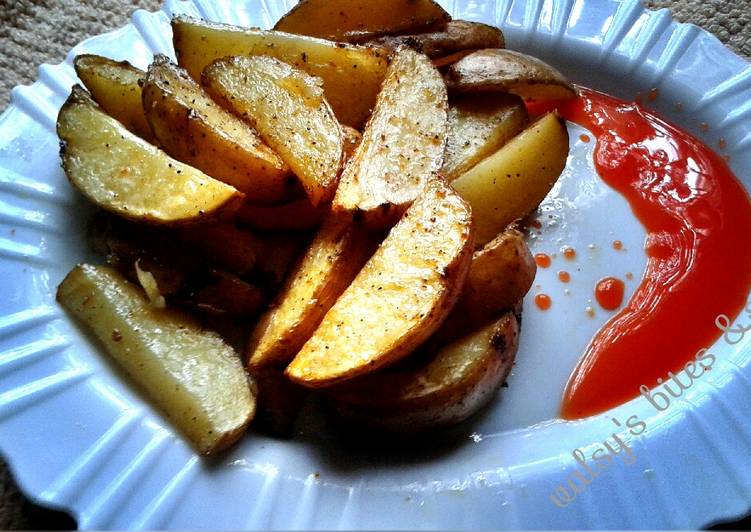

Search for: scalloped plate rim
xmin=0 ymin=0 xmax=750 ymax=529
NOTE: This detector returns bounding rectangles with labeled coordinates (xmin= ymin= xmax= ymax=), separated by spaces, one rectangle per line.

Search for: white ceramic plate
xmin=1 ymin=0 xmax=750 ymax=528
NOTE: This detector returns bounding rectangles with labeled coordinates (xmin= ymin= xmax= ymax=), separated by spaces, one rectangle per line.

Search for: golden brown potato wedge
xmin=172 ymin=16 xmax=389 ymax=128
xmin=445 ymin=49 xmax=577 ymax=101
xmin=434 ymin=227 xmax=534 ymax=344
xmin=236 ymin=199 xmax=327 ymax=232
xmin=73 ymin=54 xmax=155 ymax=143
xmin=141 ymin=55 xmax=293 ymax=204
xmin=452 ymin=112 xmax=569 ymax=246
xmin=286 ymin=176 xmax=474 ymax=388
xmin=366 ymin=21 xmax=504 ymax=58
xmin=57 ymin=86 xmax=243 ymax=225
xmin=273 ymin=0 xmax=450 ymax=42
xmin=442 ymin=93 xmax=528 ymax=181
xmin=333 ymin=48 xmax=448 ymax=227
xmin=57 ymin=264 xmax=255 ymax=454
xmin=247 ymin=213 xmax=380 ymax=371
xmin=202 ymin=56 xmax=344 ymax=207
xmin=329 ymin=311 xmax=519 ymax=431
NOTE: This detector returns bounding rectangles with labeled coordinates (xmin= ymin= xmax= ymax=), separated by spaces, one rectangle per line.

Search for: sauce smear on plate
xmin=532 ymin=88 xmax=751 ymax=419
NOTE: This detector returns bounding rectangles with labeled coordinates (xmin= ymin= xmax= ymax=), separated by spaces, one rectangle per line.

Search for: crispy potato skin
xmin=333 ymin=48 xmax=448 ymax=227
xmin=247 ymin=213 xmax=380 ymax=371
xmin=329 ymin=311 xmax=519 ymax=431
xmin=286 ymin=177 xmax=474 ymax=388
xmin=57 ymin=265 xmax=255 ymax=454
xmin=452 ymin=112 xmax=569 ymax=246
xmin=202 ymin=56 xmax=344 ymax=207
xmin=434 ymin=228 xmax=535 ymax=344
xmin=142 ymin=55 xmax=293 ymax=204
xmin=445 ymin=49 xmax=577 ymax=101
xmin=273 ymin=0 xmax=450 ymax=42
xmin=73 ymin=54 xmax=155 ymax=143
xmin=367 ymin=21 xmax=504 ymax=58
xmin=172 ymin=16 xmax=389 ymax=128
xmin=236 ymin=198 xmax=327 ymax=232
xmin=57 ymin=86 xmax=243 ymax=226
xmin=442 ymin=93 xmax=528 ymax=181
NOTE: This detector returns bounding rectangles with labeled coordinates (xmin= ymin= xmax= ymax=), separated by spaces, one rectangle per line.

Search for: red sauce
xmin=595 ymin=277 xmax=625 ymax=311
xmin=535 ymin=293 xmax=552 ymax=311
xmin=562 ymin=247 xmax=577 ymax=260
xmin=612 ymin=240 xmax=623 ymax=251
xmin=534 ymin=253 xmax=551 ymax=268
xmin=580 ymin=134 xmax=591 ymax=143
xmin=530 ymin=88 xmax=751 ymax=419
xmin=558 ymin=271 xmax=571 ymax=283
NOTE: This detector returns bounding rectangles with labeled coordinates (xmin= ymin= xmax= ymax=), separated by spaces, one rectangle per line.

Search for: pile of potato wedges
xmin=55 ymin=0 xmax=574 ymax=455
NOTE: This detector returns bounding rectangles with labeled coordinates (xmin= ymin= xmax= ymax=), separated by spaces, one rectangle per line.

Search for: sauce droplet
xmin=612 ymin=240 xmax=623 ymax=250
xmin=562 ymin=247 xmax=577 ymax=260
xmin=625 ymin=272 xmax=634 ymax=280
xmin=585 ymin=306 xmax=595 ymax=318
xmin=558 ymin=271 xmax=571 ymax=283
xmin=648 ymin=87 xmax=659 ymax=101
xmin=594 ymin=277 xmax=625 ymax=311
xmin=535 ymin=293 xmax=552 ymax=311
xmin=579 ymin=134 xmax=591 ymax=143
xmin=534 ymin=253 xmax=551 ymax=268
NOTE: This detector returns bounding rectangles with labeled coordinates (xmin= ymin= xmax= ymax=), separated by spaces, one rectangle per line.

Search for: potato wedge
xmin=274 ymin=0 xmax=449 ymax=41
xmin=141 ymin=55 xmax=293 ymax=204
xmin=286 ymin=176 xmax=474 ymax=388
xmin=341 ymin=125 xmax=362 ymax=162
xmin=180 ymin=223 xmax=264 ymax=275
xmin=445 ymin=49 xmax=577 ymax=101
xmin=236 ymin=199 xmax=327 ymax=232
xmin=253 ymin=233 xmax=310 ymax=288
xmin=333 ymin=48 xmax=448 ymax=227
xmin=73 ymin=54 xmax=154 ymax=143
xmin=434 ymin=227 xmax=534 ymax=344
xmin=193 ymin=270 xmax=265 ymax=316
xmin=442 ymin=93 xmax=528 ymax=181
xmin=253 ymin=369 xmax=307 ymax=435
xmin=247 ymin=213 xmax=380 ymax=370
xmin=57 ymin=86 xmax=243 ymax=225
xmin=57 ymin=264 xmax=255 ymax=454
xmin=366 ymin=21 xmax=504 ymax=58
xmin=202 ymin=56 xmax=344 ymax=207
xmin=88 ymin=213 xmax=200 ymax=297
xmin=432 ymin=50 xmax=474 ymax=68
xmin=329 ymin=311 xmax=519 ymax=431
xmin=172 ymin=16 xmax=389 ymax=128
xmin=452 ymin=112 xmax=569 ymax=245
